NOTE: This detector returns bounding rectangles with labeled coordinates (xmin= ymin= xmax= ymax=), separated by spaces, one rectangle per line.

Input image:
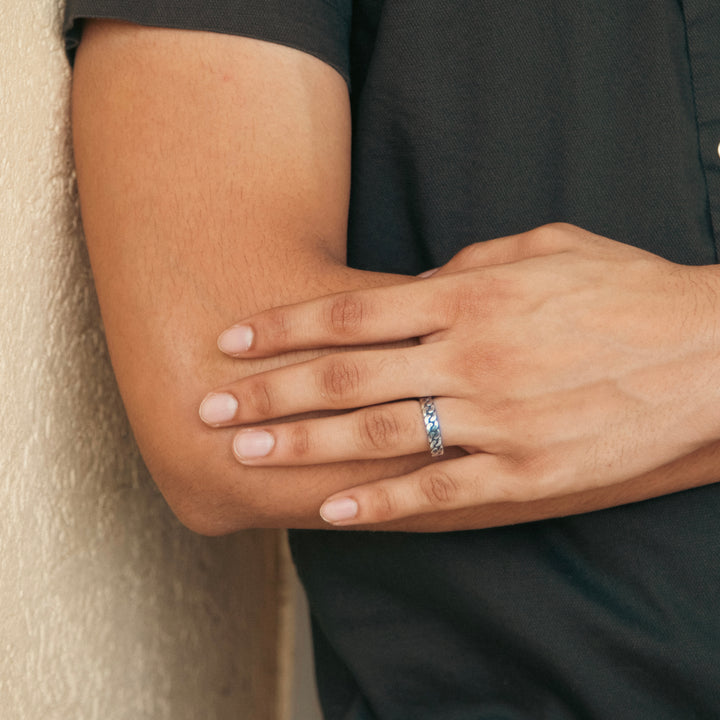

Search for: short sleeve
xmin=63 ymin=0 xmax=352 ymax=84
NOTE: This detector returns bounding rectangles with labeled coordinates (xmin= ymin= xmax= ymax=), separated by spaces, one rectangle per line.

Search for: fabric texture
xmin=65 ymin=1 xmax=720 ymax=718
xmin=64 ymin=0 xmax=352 ymax=82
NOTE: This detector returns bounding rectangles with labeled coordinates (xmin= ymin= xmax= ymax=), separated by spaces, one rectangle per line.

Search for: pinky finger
xmin=319 ymin=453 xmax=517 ymax=526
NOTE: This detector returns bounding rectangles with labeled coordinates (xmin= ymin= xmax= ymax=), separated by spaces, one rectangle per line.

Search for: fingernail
xmin=320 ymin=497 xmax=358 ymax=524
xmin=418 ymin=267 xmax=439 ymax=278
xmin=218 ymin=325 xmax=253 ymax=354
xmin=234 ymin=429 xmax=275 ymax=460
xmin=199 ymin=392 xmax=238 ymax=425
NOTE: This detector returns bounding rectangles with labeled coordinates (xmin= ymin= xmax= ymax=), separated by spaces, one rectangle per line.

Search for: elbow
xmin=116 ymin=377 xmax=280 ymax=534
xmin=116 ymin=373 xmax=325 ymax=533
xmin=153 ymin=465 xmax=260 ymax=536
xmin=136 ymin=428 xmax=272 ymax=536
xmin=163 ymin=482 xmax=258 ymax=537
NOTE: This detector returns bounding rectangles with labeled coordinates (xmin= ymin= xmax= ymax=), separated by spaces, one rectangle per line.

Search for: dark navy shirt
xmin=66 ymin=2 xmax=720 ymax=718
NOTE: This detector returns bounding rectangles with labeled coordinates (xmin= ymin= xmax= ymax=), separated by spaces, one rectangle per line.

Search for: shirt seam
xmin=677 ymin=2 xmax=720 ymax=263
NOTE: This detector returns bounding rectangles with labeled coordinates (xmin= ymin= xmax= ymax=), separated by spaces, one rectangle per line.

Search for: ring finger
xmin=231 ymin=397 xmax=489 ymax=465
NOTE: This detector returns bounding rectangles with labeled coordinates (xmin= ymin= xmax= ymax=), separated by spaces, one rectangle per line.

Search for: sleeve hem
xmin=63 ymin=2 xmax=351 ymax=86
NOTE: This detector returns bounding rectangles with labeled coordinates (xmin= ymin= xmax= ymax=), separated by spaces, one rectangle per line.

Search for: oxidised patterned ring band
xmin=418 ymin=396 xmax=445 ymax=457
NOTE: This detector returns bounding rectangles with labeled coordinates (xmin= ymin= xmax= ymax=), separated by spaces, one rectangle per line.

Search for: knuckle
xmin=440 ymin=273 xmax=514 ymax=325
xmin=490 ymin=471 xmax=527 ymax=503
xmin=263 ymin=310 xmax=291 ymax=346
xmin=532 ymin=222 xmax=577 ymax=250
xmin=246 ymin=379 xmax=274 ymax=417
xmin=358 ymin=408 xmax=402 ymax=451
xmin=454 ymin=341 xmax=507 ymax=385
xmin=418 ymin=470 xmax=460 ymax=508
xmin=320 ymin=357 xmax=362 ymax=402
xmin=486 ymin=405 xmax=522 ymax=450
xmin=327 ymin=294 xmax=365 ymax=337
xmin=528 ymin=456 xmax=568 ymax=497
xmin=440 ymin=283 xmax=483 ymax=323
xmin=454 ymin=242 xmax=485 ymax=267
xmin=369 ymin=485 xmax=396 ymax=522
xmin=546 ymin=221 xmax=577 ymax=233
xmin=288 ymin=424 xmax=312 ymax=459
xmin=499 ymin=452 xmax=559 ymax=502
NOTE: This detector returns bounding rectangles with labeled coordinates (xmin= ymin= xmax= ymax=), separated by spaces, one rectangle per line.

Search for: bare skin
xmin=73 ymin=20 xmax=441 ymax=534
xmin=202 ymin=224 xmax=720 ymax=526
xmin=74 ymin=21 xmax=720 ymax=534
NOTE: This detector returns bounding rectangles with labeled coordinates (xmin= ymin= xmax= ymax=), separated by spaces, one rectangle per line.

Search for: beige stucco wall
xmin=0 ymin=3 xmax=292 ymax=718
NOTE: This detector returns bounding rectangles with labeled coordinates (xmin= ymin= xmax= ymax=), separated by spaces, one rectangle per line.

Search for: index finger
xmin=217 ymin=280 xmax=450 ymax=357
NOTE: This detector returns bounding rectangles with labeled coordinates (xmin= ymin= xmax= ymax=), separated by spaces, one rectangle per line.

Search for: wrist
xmin=674 ymin=263 xmax=720 ymax=439
xmin=686 ymin=264 xmax=720 ymax=351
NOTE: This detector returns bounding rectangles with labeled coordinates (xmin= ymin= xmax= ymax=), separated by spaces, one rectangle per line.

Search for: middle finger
xmin=199 ymin=345 xmax=449 ymax=426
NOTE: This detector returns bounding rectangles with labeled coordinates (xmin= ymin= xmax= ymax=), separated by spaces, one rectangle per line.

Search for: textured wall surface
xmin=0 ymin=3 xmax=291 ymax=718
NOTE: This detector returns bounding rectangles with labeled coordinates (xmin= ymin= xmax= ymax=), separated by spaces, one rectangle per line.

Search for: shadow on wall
xmin=0 ymin=2 xmax=291 ymax=718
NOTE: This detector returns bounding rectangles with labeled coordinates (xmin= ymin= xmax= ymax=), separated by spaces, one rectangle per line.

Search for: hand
xmin=199 ymin=224 xmax=720 ymax=526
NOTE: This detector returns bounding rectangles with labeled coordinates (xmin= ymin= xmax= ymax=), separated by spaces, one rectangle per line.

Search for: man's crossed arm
xmin=73 ymin=21 xmax=720 ymax=535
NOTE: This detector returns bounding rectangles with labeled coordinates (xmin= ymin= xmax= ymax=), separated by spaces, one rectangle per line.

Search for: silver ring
xmin=418 ymin=396 xmax=445 ymax=457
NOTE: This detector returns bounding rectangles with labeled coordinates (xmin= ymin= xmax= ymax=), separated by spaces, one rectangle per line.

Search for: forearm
xmin=75 ymin=23 xmax=719 ymax=535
